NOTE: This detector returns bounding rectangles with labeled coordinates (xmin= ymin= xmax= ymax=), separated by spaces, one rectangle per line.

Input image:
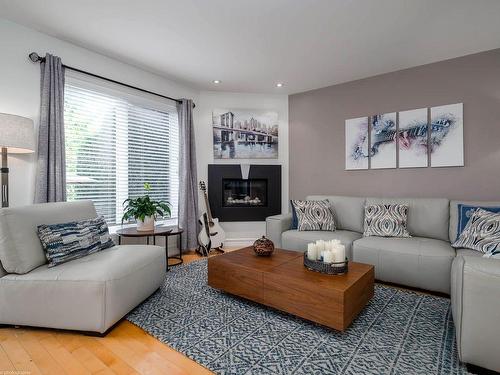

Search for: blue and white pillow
xmin=37 ymin=216 xmax=114 ymax=267
xmin=290 ymin=200 xmax=299 ymax=230
xmin=452 ymin=208 xmax=500 ymax=255
xmin=456 ymin=204 xmax=500 ymax=238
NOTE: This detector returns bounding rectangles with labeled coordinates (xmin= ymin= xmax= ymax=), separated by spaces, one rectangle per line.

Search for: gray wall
xmin=289 ymin=49 xmax=500 ymax=201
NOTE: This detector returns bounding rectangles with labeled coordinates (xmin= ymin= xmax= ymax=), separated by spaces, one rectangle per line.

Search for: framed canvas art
xmin=398 ymin=108 xmax=428 ymax=168
xmin=430 ymin=103 xmax=464 ymax=167
xmin=212 ymin=109 xmax=279 ymax=159
xmin=345 ymin=117 xmax=369 ymax=170
xmin=370 ymin=112 xmax=397 ymax=169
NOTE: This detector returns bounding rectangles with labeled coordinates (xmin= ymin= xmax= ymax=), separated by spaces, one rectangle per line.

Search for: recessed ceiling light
xmin=213 ymin=80 xmax=221 ymax=84
xmin=276 ymin=83 xmax=284 ymax=88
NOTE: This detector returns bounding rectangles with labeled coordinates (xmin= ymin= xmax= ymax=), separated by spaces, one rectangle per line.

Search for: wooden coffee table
xmin=208 ymin=247 xmax=374 ymax=331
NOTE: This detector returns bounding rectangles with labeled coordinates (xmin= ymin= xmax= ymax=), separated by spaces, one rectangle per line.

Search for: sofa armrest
xmin=451 ymin=255 xmax=500 ymax=372
xmin=266 ymin=214 xmax=292 ymax=248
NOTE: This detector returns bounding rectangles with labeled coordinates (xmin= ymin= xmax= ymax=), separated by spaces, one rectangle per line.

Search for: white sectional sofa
xmin=266 ymin=195 xmax=500 ymax=372
xmin=0 ymin=201 xmax=166 ymax=335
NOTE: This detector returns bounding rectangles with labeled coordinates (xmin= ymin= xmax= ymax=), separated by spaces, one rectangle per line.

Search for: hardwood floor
xmin=0 ymin=249 xmax=232 ymax=375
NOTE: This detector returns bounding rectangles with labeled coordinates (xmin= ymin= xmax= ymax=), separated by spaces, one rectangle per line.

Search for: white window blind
xmin=64 ymin=79 xmax=179 ymax=225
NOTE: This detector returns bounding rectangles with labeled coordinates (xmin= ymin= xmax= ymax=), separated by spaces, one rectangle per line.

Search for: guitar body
xmin=197 ymin=181 xmax=226 ymax=255
xmin=198 ymin=217 xmax=224 ymax=249
xmin=197 ymin=213 xmax=211 ymax=257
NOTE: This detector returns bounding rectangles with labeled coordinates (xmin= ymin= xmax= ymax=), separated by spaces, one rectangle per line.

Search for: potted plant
xmin=122 ymin=183 xmax=171 ymax=231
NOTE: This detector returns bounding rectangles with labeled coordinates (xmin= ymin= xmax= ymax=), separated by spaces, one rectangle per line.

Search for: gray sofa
xmin=266 ymin=195 xmax=500 ymax=372
xmin=0 ymin=201 xmax=166 ymax=334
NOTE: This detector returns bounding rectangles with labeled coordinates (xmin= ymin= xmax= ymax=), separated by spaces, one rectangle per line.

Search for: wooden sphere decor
xmin=253 ymin=236 xmax=275 ymax=256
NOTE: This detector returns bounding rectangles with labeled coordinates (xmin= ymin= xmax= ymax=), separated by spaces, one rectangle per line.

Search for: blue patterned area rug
xmin=127 ymin=259 xmax=469 ymax=375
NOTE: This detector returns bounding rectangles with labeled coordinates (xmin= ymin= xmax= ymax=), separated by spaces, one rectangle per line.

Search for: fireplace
xmin=208 ymin=164 xmax=281 ymax=221
xmin=223 ymin=179 xmax=267 ymax=207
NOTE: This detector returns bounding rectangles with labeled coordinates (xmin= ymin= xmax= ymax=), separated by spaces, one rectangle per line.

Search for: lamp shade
xmin=0 ymin=113 xmax=35 ymax=153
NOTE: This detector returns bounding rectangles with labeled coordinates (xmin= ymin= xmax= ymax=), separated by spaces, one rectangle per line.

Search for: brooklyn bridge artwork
xmin=212 ymin=109 xmax=279 ymax=159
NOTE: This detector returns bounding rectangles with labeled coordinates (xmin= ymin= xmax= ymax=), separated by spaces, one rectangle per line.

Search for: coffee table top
xmin=216 ymin=246 xmax=300 ymax=271
xmin=214 ymin=247 xmax=373 ymax=291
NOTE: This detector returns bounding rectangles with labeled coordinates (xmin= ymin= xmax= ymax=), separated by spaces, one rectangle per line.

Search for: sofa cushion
xmin=455 ymin=248 xmax=483 ymax=258
xmin=0 ymin=244 xmax=166 ymax=333
xmin=363 ymin=204 xmax=411 ymax=238
xmin=38 ymin=216 xmax=114 ymax=267
xmin=365 ymin=197 xmax=449 ymax=241
xmin=450 ymin=200 xmax=500 ymax=243
xmin=0 ymin=201 xmax=98 ymax=274
xmin=281 ymin=229 xmax=362 ymax=259
xmin=306 ymin=195 xmax=366 ymax=233
xmin=291 ymin=200 xmax=336 ymax=231
xmin=352 ymin=236 xmax=455 ymax=294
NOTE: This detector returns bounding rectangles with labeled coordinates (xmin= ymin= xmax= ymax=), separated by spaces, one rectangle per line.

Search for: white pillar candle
xmin=324 ymin=241 xmax=332 ymax=252
xmin=323 ymin=250 xmax=335 ymax=263
xmin=316 ymin=240 xmax=325 ymax=252
xmin=307 ymin=243 xmax=317 ymax=261
xmin=337 ymin=244 xmax=346 ymax=262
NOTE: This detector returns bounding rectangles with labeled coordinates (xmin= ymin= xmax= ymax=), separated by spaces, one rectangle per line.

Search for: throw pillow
xmin=457 ymin=204 xmax=500 ymax=238
xmin=364 ymin=204 xmax=411 ymax=238
xmin=290 ymin=200 xmax=298 ymax=230
xmin=452 ymin=208 xmax=500 ymax=254
xmin=291 ymin=200 xmax=336 ymax=231
xmin=37 ymin=216 xmax=114 ymax=267
xmin=483 ymin=250 xmax=500 ymax=259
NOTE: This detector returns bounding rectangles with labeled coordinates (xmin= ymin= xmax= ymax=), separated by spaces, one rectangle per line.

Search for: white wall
xmin=0 ymin=18 xmax=198 ymax=207
xmin=0 ymin=19 xmax=290 ymax=244
xmin=195 ymin=91 xmax=289 ymax=246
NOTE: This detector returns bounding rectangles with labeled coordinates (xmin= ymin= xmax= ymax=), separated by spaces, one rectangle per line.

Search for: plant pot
xmin=136 ymin=215 xmax=155 ymax=231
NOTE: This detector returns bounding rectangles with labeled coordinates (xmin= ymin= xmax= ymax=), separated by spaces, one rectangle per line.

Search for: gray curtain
xmin=177 ymin=99 xmax=199 ymax=251
xmin=35 ymin=53 xmax=66 ymax=203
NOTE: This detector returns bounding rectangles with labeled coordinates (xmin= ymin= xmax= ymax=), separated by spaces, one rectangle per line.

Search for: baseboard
xmin=223 ymin=238 xmax=255 ymax=248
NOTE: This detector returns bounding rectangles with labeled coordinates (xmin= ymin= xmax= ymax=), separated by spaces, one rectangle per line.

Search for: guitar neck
xmin=374 ymin=124 xmax=428 ymax=143
xmin=204 ymin=192 xmax=214 ymax=223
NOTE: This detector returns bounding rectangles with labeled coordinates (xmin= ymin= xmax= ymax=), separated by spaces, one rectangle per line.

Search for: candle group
xmin=307 ymin=239 xmax=346 ymax=264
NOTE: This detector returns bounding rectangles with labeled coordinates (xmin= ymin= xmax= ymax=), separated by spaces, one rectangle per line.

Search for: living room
xmin=0 ymin=1 xmax=499 ymax=374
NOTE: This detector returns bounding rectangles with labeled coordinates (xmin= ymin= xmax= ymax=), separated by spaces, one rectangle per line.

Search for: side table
xmin=116 ymin=226 xmax=184 ymax=271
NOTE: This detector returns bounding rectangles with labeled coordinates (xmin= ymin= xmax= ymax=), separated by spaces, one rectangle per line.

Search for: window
xmin=64 ymin=77 xmax=179 ymax=225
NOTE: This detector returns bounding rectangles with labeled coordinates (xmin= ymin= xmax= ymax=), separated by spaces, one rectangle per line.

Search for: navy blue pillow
xmin=457 ymin=204 xmax=500 ymax=238
xmin=290 ymin=200 xmax=298 ymax=229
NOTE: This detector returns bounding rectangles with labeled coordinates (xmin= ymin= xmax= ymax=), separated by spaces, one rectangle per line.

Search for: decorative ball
xmin=253 ymin=236 xmax=275 ymax=256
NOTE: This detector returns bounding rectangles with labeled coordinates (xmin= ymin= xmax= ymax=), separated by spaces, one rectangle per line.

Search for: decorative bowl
xmin=253 ymin=236 xmax=275 ymax=256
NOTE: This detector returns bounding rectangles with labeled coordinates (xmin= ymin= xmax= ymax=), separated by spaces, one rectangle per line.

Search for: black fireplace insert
xmin=208 ymin=165 xmax=281 ymax=221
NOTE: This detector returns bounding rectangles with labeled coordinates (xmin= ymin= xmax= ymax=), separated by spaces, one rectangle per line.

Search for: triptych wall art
xmin=345 ymin=103 xmax=463 ymax=170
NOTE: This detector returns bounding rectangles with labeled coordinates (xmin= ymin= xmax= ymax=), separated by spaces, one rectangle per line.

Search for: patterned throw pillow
xmin=452 ymin=208 xmax=500 ymax=254
xmin=37 ymin=216 xmax=114 ymax=267
xmin=456 ymin=204 xmax=500 ymax=238
xmin=291 ymin=200 xmax=336 ymax=231
xmin=364 ymin=204 xmax=411 ymax=238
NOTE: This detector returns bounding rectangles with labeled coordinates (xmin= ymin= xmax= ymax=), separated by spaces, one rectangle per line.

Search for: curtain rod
xmin=28 ymin=52 xmax=195 ymax=108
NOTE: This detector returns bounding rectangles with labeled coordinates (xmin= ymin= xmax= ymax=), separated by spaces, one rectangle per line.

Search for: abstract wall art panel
xmin=345 ymin=117 xmax=369 ymax=170
xmin=370 ymin=112 xmax=397 ymax=169
xmin=212 ymin=109 xmax=279 ymax=159
xmin=398 ymin=108 xmax=429 ymax=168
xmin=430 ymin=103 xmax=464 ymax=167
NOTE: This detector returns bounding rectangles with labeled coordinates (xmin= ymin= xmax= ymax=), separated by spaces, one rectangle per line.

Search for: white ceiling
xmin=1 ymin=0 xmax=500 ymax=94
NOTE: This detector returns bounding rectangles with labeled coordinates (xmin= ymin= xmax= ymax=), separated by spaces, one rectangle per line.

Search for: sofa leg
xmin=82 ymin=320 xmax=121 ymax=337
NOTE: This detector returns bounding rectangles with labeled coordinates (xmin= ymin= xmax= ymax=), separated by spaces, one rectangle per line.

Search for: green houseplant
xmin=122 ymin=183 xmax=171 ymax=231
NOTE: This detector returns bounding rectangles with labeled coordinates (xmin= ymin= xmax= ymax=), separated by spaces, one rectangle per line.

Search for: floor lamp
xmin=0 ymin=113 xmax=35 ymax=208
